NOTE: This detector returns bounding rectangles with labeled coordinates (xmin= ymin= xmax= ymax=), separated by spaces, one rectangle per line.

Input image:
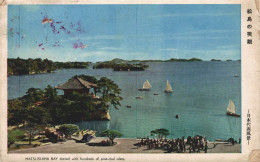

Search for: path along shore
xmin=9 ymin=137 xmax=240 ymax=153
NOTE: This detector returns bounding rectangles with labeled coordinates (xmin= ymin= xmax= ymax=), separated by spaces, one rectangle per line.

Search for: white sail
xmin=165 ymin=80 xmax=173 ymax=92
xmin=143 ymin=80 xmax=152 ymax=89
xmin=227 ymin=99 xmax=236 ymax=114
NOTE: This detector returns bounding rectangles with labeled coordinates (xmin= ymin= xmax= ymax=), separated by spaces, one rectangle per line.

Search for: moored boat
xmin=226 ymin=99 xmax=240 ymax=117
xmin=215 ymin=139 xmax=227 ymax=142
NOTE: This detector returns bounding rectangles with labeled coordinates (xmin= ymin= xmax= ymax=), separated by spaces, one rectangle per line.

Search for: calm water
xmin=8 ymin=62 xmax=241 ymax=141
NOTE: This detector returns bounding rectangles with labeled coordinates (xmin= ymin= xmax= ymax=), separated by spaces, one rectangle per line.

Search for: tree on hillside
xmin=24 ymin=106 xmax=50 ymax=145
xmin=28 ymin=58 xmax=39 ymax=72
xmin=151 ymin=128 xmax=170 ymax=139
xmin=76 ymin=75 xmax=123 ymax=110
xmin=23 ymin=88 xmax=45 ymax=106
xmin=44 ymin=85 xmax=58 ymax=103
xmin=98 ymin=77 xmax=122 ymax=109
xmin=100 ymin=129 xmax=122 ymax=144
xmin=8 ymin=99 xmax=26 ymax=126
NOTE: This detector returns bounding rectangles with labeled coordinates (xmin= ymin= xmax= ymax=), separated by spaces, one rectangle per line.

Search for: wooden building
xmin=55 ymin=76 xmax=98 ymax=95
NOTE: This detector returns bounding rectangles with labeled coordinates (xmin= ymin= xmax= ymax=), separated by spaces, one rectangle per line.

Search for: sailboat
xmin=138 ymin=80 xmax=152 ymax=91
xmin=164 ymin=80 xmax=173 ymax=93
xmin=226 ymin=99 xmax=240 ymax=117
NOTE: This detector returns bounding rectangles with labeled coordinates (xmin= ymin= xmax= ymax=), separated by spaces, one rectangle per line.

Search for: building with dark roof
xmin=55 ymin=76 xmax=98 ymax=95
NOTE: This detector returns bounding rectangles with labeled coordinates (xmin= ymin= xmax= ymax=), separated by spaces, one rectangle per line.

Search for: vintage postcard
xmin=0 ymin=0 xmax=259 ymax=161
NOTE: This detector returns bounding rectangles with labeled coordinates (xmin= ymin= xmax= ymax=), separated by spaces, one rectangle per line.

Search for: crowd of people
xmin=134 ymin=135 xmax=209 ymax=153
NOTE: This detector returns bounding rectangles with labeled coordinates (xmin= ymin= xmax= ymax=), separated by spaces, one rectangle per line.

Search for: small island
xmin=8 ymin=58 xmax=91 ymax=75
xmin=211 ymin=59 xmax=221 ymax=61
xmin=165 ymin=58 xmax=203 ymax=62
xmin=93 ymin=58 xmax=149 ymax=71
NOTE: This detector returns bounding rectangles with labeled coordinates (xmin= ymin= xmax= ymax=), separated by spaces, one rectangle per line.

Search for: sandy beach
xmin=9 ymin=137 xmax=241 ymax=154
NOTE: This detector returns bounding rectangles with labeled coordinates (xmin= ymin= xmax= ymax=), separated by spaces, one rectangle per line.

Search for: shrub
xmin=57 ymin=124 xmax=79 ymax=138
xmin=14 ymin=144 xmax=21 ymax=148
xmin=8 ymin=129 xmax=25 ymax=147
xmin=100 ymin=129 xmax=122 ymax=144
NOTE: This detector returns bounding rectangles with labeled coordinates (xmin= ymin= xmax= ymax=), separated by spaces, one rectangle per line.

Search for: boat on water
xmin=153 ymin=93 xmax=159 ymax=95
xmin=136 ymin=96 xmax=144 ymax=99
xmin=215 ymin=139 xmax=227 ymax=142
xmin=226 ymin=99 xmax=240 ymax=117
xmin=164 ymin=80 xmax=173 ymax=93
xmin=234 ymin=74 xmax=239 ymax=77
xmin=126 ymin=105 xmax=131 ymax=108
xmin=138 ymin=80 xmax=152 ymax=91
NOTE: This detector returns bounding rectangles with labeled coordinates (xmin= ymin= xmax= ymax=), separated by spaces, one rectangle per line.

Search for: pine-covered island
xmin=8 ymin=58 xmax=91 ymax=75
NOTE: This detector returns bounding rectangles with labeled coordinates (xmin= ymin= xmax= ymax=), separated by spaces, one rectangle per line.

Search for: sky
xmin=8 ymin=5 xmax=241 ymax=62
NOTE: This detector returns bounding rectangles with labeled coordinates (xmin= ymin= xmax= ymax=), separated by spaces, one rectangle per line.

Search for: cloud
xmin=137 ymin=30 xmax=239 ymax=41
xmin=216 ymin=45 xmax=240 ymax=49
xmin=75 ymin=35 xmax=123 ymax=41
xmin=160 ymin=48 xmax=179 ymax=51
xmin=64 ymin=35 xmax=124 ymax=43
xmin=148 ymin=13 xmax=240 ymax=18
xmin=99 ymin=47 xmax=124 ymax=51
xmin=21 ymin=5 xmax=40 ymax=12
xmin=178 ymin=49 xmax=240 ymax=60
xmin=77 ymin=50 xmax=151 ymax=62
xmin=167 ymin=35 xmax=236 ymax=40
xmin=170 ymin=30 xmax=239 ymax=36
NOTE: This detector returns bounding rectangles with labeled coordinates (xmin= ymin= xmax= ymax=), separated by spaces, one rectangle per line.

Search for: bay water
xmin=8 ymin=61 xmax=241 ymax=141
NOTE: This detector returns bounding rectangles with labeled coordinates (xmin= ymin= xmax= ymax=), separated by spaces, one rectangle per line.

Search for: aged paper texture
xmin=0 ymin=0 xmax=260 ymax=161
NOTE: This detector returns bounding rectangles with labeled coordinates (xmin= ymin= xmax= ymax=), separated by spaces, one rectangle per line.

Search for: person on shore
xmin=133 ymin=135 xmax=208 ymax=153
xmin=205 ymin=144 xmax=208 ymax=153
xmin=189 ymin=146 xmax=191 ymax=153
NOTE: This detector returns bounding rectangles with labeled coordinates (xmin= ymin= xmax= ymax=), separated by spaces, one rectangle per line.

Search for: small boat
xmin=215 ymin=139 xmax=227 ymax=142
xmin=136 ymin=96 xmax=144 ymax=99
xmin=226 ymin=99 xmax=240 ymax=117
xmin=138 ymin=80 xmax=152 ymax=91
xmin=153 ymin=93 xmax=159 ymax=95
xmin=164 ymin=80 xmax=173 ymax=93
xmin=126 ymin=105 xmax=131 ymax=108
xmin=175 ymin=115 xmax=179 ymax=119
xmin=234 ymin=74 xmax=239 ymax=77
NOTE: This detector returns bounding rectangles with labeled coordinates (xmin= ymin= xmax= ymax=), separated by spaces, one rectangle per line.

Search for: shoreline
xmin=8 ymin=137 xmax=241 ymax=154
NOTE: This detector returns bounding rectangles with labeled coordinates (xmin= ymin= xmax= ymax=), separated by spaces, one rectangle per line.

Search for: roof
xmin=55 ymin=77 xmax=98 ymax=90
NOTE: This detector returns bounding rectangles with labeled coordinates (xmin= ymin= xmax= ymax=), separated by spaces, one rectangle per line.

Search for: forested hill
xmin=8 ymin=58 xmax=91 ymax=75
